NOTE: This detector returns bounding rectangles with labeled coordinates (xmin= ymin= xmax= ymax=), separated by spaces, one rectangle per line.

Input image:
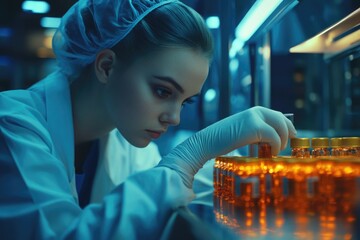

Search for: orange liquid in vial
xmin=311 ymin=138 xmax=330 ymax=157
xmin=270 ymin=157 xmax=287 ymax=205
xmin=285 ymin=157 xmax=318 ymax=211
xmin=224 ymin=158 xmax=235 ymax=202
xmin=217 ymin=157 xmax=226 ymax=197
xmin=258 ymin=142 xmax=272 ymax=158
xmin=213 ymin=157 xmax=221 ymax=196
xmin=342 ymin=137 xmax=360 ymax=156
xmin=215 ymin=156 xmax=236 ymax=201
xmin=330 ymin=138 xmax=343 ymax=156
xmin=233 ymin=157 xmax=261 ymax=207
xmin=290 ymin=138 xmax=311 ymax=158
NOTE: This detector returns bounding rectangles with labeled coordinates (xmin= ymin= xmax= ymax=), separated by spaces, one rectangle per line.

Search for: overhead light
xmin=229 ymin=38 xmax=244 ymax=58
xmin=40 ymin=17 xmax=61 ymax=28
xmin=235 ymin=0 xmax=283 ymax=43
xmin=206 ymin=16 xmax=220 ymax=29
xmin=22 ymin=1 xmax=50 ymax=14
xmin=230 ymin=0 xmax=298 ymax=55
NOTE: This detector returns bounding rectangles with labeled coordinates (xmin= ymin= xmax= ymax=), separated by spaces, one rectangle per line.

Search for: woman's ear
xmin=94 ymin=49 xmax=116 ymax=84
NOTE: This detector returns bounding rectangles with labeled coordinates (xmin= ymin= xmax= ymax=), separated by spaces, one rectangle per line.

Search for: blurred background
xmin=1 ymin=0 xmax=359 ymax=155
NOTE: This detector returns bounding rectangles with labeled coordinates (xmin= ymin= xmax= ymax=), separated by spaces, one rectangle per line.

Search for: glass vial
xmin=290 ymin=138 xmax=310 ymax=157
xmin=258 ymin=142 xmax=272 ymax=158
xmin=311 ymin=138 xmax=330 ymax=157
xmin=342 ymin=137 xmax=360 ymax=156
xmin=330 ymin=138 xmax=343 ymax=156
xmin=213 ymin=157 xmax=221 ymax=195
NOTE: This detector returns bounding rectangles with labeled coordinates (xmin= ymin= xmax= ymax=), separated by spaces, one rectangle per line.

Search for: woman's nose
xmin=160 ymin=105 xmax=181 ymax=126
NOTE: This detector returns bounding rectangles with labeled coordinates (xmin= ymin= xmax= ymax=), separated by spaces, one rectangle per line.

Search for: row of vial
xmin=215 ymin=136 xmax=360 ymax=201
xmin=212 ymin=134 xmax=360 ymax=239
xmin=213 ymin=155 xmax=360 ymax=238
xmin=290 ymin=137 xmax=360 ymax=157
xmin=213 ymin=156 xmax=360 ymax=195
xmin=213 ymin=156 xmax=360 ymax=205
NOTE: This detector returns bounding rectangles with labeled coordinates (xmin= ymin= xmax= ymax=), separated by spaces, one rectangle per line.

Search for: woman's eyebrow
xmin=153 ymin=76 xmax=184 ymax=94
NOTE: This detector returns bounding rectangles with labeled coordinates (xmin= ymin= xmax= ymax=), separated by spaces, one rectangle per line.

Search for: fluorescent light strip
xmin=22 ymin=1 xmax=50 ymax=14
xmin=229 ymin=38 xmax=245 ymax=58
xmin=235 ymin=0 xmax=283 ymax=42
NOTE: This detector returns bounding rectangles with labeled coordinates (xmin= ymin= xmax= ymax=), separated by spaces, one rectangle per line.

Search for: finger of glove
xmin=284 ymin=116 xmax=297 ymax=138
xmin=275 ymin=115 xmax=297 ymax=149
xmin=257 ymin=125 xmax=282 ymax=155
xmin=261 ymin=110 xmax=296 ymax=150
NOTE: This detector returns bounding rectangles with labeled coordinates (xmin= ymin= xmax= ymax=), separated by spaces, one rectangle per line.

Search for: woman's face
xmin=103 ymin=47 xmax=209 ymax=147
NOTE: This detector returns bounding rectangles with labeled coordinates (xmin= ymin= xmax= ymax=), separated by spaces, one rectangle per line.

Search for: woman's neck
xmin=70 ymin=72 xmax=114 ymax=145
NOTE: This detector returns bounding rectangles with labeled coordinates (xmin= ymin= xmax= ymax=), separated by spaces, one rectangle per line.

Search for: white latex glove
xmin=157 ymin=106 xmax=297 ymax=188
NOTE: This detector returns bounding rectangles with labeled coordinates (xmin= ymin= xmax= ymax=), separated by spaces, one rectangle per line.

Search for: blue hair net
xmin=53 ymin=0 xmax=177 ymax=77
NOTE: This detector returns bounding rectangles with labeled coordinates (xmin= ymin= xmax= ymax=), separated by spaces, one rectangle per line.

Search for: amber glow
xmin=213 ymin=155 xmax=360 ymax=239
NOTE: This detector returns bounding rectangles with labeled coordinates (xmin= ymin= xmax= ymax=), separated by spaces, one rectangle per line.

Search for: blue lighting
xmin=229 ymin=39 xmax=245 ymax=58
xmin=0 ymin=28 xmax=12 ymax=38
xmin=229 ymin=59 xmax=239 ymax=72
xmin=206 ymin=16 xmax=220 ymax=29
xmin=204 ymin=89 xmax=217 ymax=102
xmin=22 ymin=1 xmax=50 ymax=14
xmin=0 ymin=56 xmax=11 ymax=67
xmin=40 ymin=17 xmax=61 ymax=28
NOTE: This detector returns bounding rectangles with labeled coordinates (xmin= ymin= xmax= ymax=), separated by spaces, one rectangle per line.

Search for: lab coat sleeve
xmin=63 ymin=167 xmax=195 ymax=240
xmin=192 ymin=149 xmax=242 ymax=205
xmin=193 ymin=159 xmax=214 ymax=194
xmin=0 ymin=116 xmax=194 ymax=239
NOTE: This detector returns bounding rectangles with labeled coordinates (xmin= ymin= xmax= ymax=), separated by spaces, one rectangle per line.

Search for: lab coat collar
xmin=43 ymin=71 xmax=75 ymax=186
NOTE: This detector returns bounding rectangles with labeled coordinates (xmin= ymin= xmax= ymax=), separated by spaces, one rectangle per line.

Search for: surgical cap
xmin=53 ymin=0 xmax=177 ymax=77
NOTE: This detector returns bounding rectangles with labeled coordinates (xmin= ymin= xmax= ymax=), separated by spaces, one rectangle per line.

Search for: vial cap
xmin=290 ymin=138 xmax=310 ymax=148
xmin=311 ymin=137 xmax=329 ymax=148
xmin=342 ymin=137 xmax=360 ymax=147
xmin=330 ymin=138 xmax=342 ymax=147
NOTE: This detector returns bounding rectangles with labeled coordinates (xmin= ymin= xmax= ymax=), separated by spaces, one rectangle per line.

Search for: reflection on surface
xmin=213 ymin=156 xmax=360 ymax=239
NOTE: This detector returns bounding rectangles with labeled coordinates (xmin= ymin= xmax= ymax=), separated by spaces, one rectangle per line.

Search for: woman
xmin=0 ymin=0 xmax=296 ymax=239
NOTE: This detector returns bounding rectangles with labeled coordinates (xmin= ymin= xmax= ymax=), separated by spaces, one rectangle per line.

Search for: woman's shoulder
xmin=0 ymin=70 xmax=68 ymax=119
xmin=0 ymin=87 xmax=57 ymax=154
xmin=0 ymin=87 xmax=46 ymax=122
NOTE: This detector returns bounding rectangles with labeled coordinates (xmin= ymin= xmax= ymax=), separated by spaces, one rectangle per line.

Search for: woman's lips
xmin=146 ymin=130 xmax=163 ymax=139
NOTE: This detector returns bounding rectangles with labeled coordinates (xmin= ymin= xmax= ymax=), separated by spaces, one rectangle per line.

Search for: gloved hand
xmin=157 ymin=106 xmax=297 ymax=188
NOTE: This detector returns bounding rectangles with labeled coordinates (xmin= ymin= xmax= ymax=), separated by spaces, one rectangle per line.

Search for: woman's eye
xmin=154 ymin=86 xmax=172 ymax=99
xmin=182 ymin=98 xmax=195 ymax=107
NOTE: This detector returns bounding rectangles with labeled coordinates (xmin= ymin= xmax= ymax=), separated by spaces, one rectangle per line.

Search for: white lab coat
xmin=91 ymin=129 xmax=162 ymax=203
xmin=92 ymin=129 xmax=215 ymax=205
xmin=0 ymin=71 xmax=195 ymax=239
